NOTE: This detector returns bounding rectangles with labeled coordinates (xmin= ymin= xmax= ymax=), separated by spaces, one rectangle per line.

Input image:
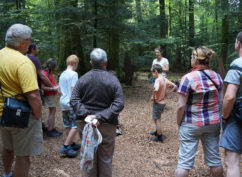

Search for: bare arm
xmin=24 ymin=89 xmax=42 ymax=119
xmin=37 ymin=70 xmax=53 ymax=87
xmin=219 ymin=88 xmax=223 ymax=114
xmin=162 ymin=64 xmax=169 ymax=73
xmin=177 ymin=93 xmax=188 ymax=125
xmin=223 ymin=83 xmax=239 ymax=118
xmin=167 ymin=80 xmax=177 ymax=94
xmin=41 ymin=83 xmax=58 ymax=92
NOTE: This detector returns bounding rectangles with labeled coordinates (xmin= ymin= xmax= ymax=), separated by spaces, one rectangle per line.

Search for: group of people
xmin=0 ymin=23 xmax=124 ymax=177
xmin=0 ymin=23 xmax=241 ymax=177
xmin=149 ymin=33 xmax=242 ymax=177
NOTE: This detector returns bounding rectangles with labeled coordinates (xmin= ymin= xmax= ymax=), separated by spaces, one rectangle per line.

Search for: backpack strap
xmin=230 ymin=65 xmax=242 ymax=72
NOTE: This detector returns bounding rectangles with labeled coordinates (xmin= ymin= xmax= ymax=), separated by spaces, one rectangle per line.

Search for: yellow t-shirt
xmin=0 ymin=47 xmax=38 ymax=116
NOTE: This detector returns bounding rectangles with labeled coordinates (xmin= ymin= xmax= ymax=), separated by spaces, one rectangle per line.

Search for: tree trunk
xmin=16 ymin=0 xmax=25 ymax=9
xmin=56 ymin=0 xmax=86 ymax=75
xmin=220 ymin=15 xmax=229 ymax=65
xmin=188 ymin=0 xmax=194 ymax=47
xmin=106 ymin=0 xmax=121 ymax=74
xmin=159 ymin=0 xmax=167 ymax=38
xmin=93 ymin=0 xmax=97 ymax=48
xmin=168 ymin=1 xmax=171 ymax=37
xmin=135 ymin=0 xmax=142 ymax=24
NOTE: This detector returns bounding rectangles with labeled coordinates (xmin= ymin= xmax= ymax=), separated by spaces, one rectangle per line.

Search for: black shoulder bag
xmin=0 ymin=81 xmax=30 ymax=128
xmin=229 ymin=65 xmax=242 ymax=124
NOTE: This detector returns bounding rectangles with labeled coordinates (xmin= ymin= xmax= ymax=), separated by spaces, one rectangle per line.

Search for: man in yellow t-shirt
xmin=0 ymin=24 xmax=43 ymax=177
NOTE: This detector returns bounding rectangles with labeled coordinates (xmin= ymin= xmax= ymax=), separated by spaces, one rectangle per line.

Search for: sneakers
xmin=149 ymin=131 xmax=157 ymax=136
xmin=2 ymin=170 xmax=13 ymax=177
xmin=46 ymin=129 xmax=63 ymax=137
xmin=71 ymin=142 xmax=81 ymax=151
xmin=150 ymin=135 xmax=163 ymax=142
xmin=60 ymin=145 xmax=77 ymax=157
xmin=116 ymin=126 xmax=123 ymax=136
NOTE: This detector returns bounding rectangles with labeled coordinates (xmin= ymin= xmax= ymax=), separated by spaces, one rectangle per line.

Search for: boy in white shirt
xmin=59 ymin=55 xmax=80 ymax=157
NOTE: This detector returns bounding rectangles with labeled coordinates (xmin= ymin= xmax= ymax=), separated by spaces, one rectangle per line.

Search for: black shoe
xmin=149 ymin=131 xmax=157 ymax=136
xmin=71 ymin=142 xmax=81 ymax=151
xmin=46 ymin=129 xmax=63 ymax=137
xmin=150 ymin=135 xmax=163 ymax=142
xmin=42 ymin=122 xmax=48 ymax=133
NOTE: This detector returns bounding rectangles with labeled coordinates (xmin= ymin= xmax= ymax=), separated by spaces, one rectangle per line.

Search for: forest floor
xmin=0 ymin=72 xmax=242 ymax=177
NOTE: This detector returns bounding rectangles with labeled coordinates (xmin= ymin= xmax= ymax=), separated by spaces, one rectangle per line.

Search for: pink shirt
xmin=154 ymin=76 xmax=174 ymax=104
xmin=42 ymin=70 xmax=57 ymax=96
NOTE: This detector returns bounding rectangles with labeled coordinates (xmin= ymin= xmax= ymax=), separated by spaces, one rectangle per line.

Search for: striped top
xmin=178 ymin=69 xmax=223 ymax=126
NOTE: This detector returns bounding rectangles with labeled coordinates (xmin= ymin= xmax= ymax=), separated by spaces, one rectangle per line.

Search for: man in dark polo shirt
xmin=26 ymin=41 xmax=53 ymax=132
xmin=26 ymin=41 xmax=53 ymax=89
xmin=70 ymin=48 xmax=124 ymax=177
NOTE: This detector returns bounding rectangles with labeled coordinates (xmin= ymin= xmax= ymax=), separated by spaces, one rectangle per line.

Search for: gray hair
xmin=5 ymin=24 xmax=32 ymax=47
xmin=90 ymin=48 xmax=107 ymax=68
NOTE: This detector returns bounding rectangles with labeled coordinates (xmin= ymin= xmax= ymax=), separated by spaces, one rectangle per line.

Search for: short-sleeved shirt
xmin=42 ymin=70 xmax=57 ymax=96
xmin=0 ymin=47 xmax=38 ymax=116
xmin=224 ymin=57 xmax=242 ymax=100
xmin=152 ymin=57 xmax=169 ymax=78
xmin=177 ymin=69 xmax=223 ymax=126
xmin=26 ymin=55 xmax=42 ymax=87
xmin=59 ymin=70 xmax=78 ymax=110
xmin=154 ymin=76 xmax=174 ymax=104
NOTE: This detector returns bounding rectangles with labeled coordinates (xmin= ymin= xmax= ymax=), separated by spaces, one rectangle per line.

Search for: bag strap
xmin=200 ymin=70 xmax=219 ymax=91
xmin=0 ymin=81 xmax=5 ymax=102
xmin=230 ymin=65 xmax=242 ymax=72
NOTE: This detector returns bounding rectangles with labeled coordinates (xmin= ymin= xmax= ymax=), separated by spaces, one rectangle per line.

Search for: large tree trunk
xmin=168 ymin=1 xmax=171 ymax=37
xmin=159 ymin=0 xmax=167 ymax=38
xmin=107 ymin=31 xmax=120 ymax=72
xmin=188 ymin=0 xmax=194 ymax=47
xmin=93 ymin=0 xmax=97 ymax=48
xmin=106 ymin=0 xmax=121 ymax=74
xmin=220 ymin=15 xmax=229 ymax=65
xmin=56 ymin=0 xmax=86 ymax=75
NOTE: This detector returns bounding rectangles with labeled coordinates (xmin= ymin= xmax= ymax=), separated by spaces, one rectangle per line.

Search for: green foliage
xmin=0 ymin=0 xmax=241 ymax=76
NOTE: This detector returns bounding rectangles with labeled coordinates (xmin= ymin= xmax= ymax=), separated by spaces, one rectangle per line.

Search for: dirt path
xmin=0 ymin=74 xmax=241 ymax=177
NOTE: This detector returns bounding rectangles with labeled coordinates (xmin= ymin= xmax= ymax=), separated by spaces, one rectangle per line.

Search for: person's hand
xmin=54 ymin=86 xmax=59 ymax=91
xmin=91 ymin=119 xmax=100 ymax=127
xmin=85 ymin=115 xmax=95 ymax=123
xmin=150 ymin=96 xmax=154 ymax=101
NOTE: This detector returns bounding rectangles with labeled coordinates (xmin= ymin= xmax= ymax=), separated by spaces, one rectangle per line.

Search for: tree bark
xmin=159 ymin=0 xmax=167 ymax=38
xmin=188 ymin=0 xmax=194 ymax=47
xmin=220 ymin=15 xmax=229 ymax=65
xmin=56 ymin=0 xmax=86 ymax=75
xmin=168 ymin=1 xmax=171 ymax=37
xmin=93 ymin=0 xmax=97 ymax=48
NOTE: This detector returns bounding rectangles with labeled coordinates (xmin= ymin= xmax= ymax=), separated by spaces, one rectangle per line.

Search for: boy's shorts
xmin=62 ymin=110 xmax=77 ymax=128
xmin=152 ymin=102 xmax=165 ymax=119
xmin=0 ymin=114 xmax=44 ymax=156
xmin=43 ymin=95 xmax=57 ymax=108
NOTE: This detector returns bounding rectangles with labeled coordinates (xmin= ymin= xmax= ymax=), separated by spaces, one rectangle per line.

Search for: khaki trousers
xmin=79 ymin=122 xmax=116 ymax=177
